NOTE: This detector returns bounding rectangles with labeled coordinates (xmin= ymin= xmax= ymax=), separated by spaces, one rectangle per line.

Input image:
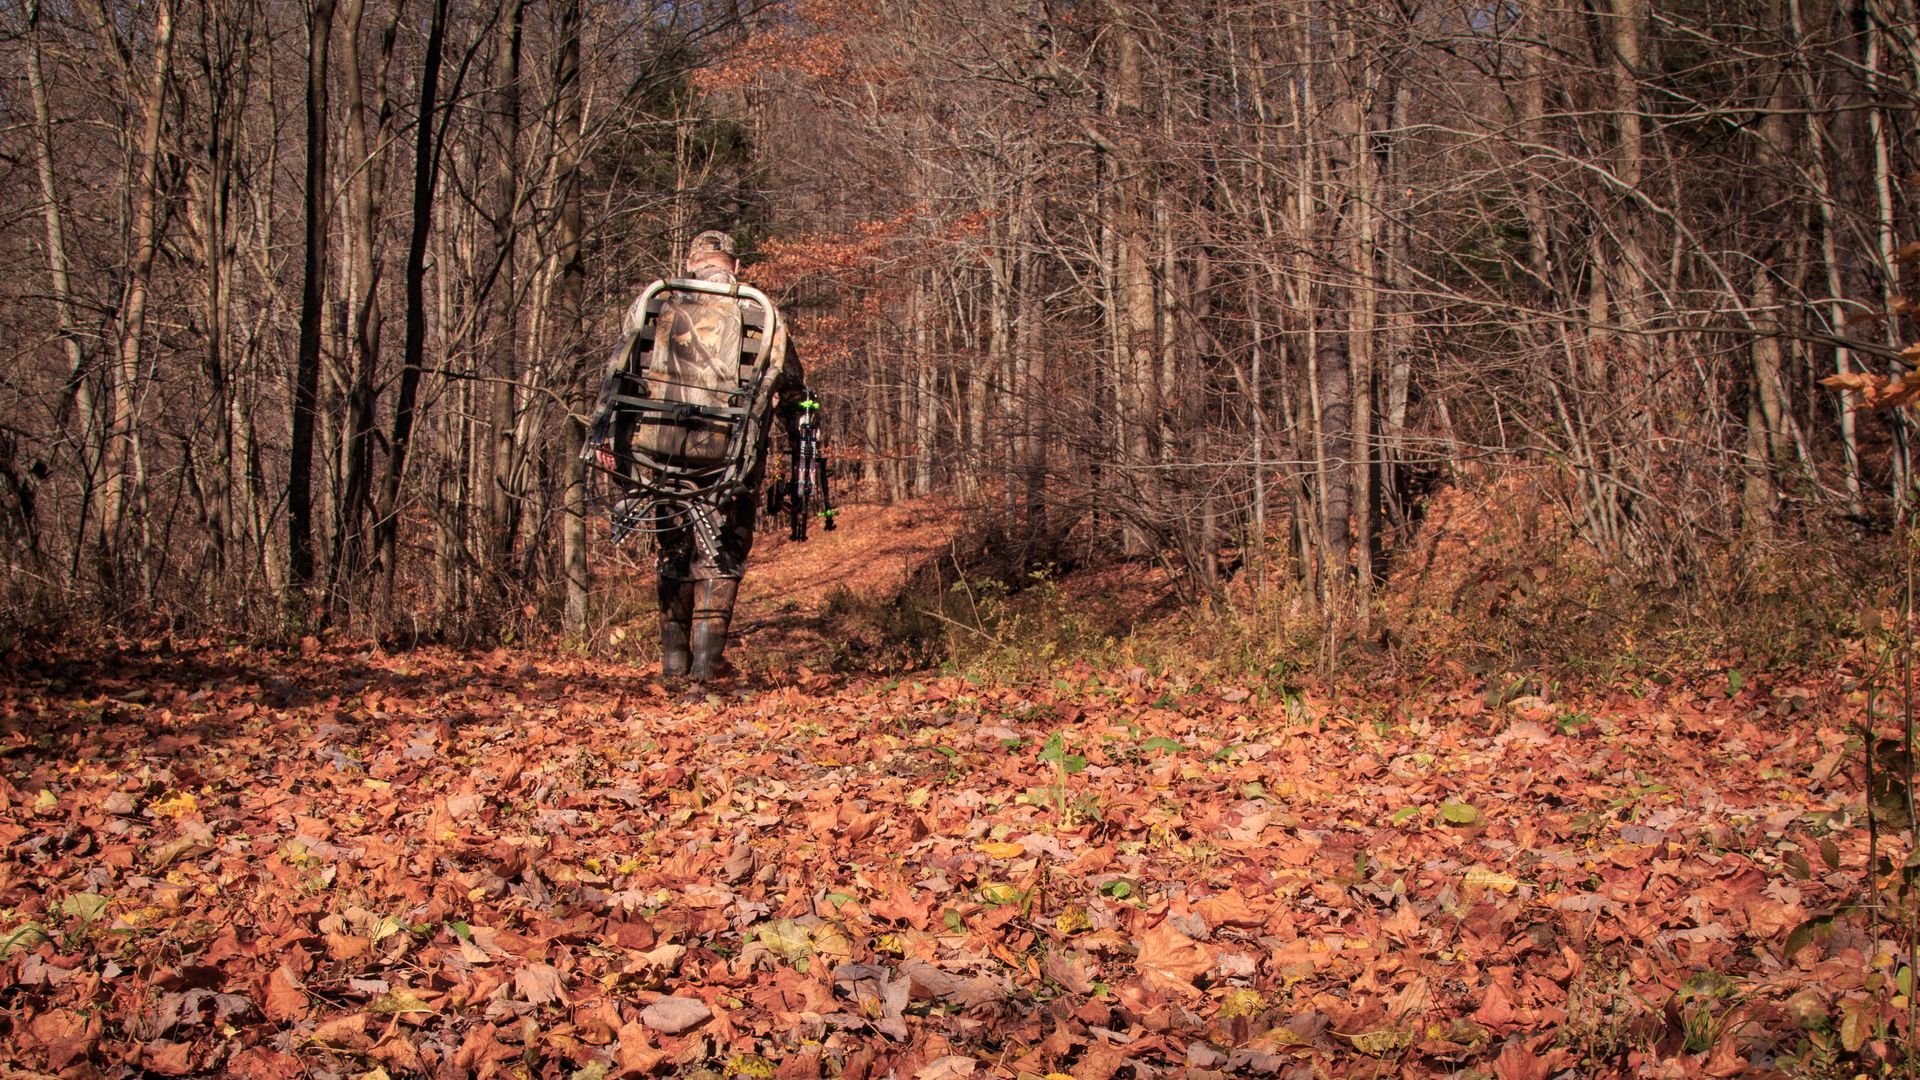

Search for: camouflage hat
xmin=689 ymin=230 xmax=737 ymax=258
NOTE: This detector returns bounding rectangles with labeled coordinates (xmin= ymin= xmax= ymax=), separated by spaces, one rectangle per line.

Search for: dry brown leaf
xmin=228 ymin=1047 xmax=305 ymax=1079
xmin=1492 ymin=1042 xmax=1548 ymax=1080
xmin=140 ymin=1040 xmax=196 ymax=1076
xmin=515 ymin=961 xmax=569 ymax=1006
xmin=1382 ymin=902 xmax=1423 ymax=942
xmin=1133 ymin=919 xmax=1214 ymax=996
xmin=870 ymin=886 xmax=932 ymax=929
xmin=1389 ymin=975 xmax=1432 ymax=1020
xmin=453 ymin=1022 xmax=513 ymax=1071
xmin=617 ymin=1021 xmax=669 ymax=1076
xmin=29 ymin=1009 xmax=101 ymax=1072
xmin=1193 ymin=889 xmax=1263 ymax=928
xmin=1473 ymin=978 xmax=1516 ymax=1028
xmin=312 ymin=1012 xmax=373 ymax=1051
xmin=263 ymin=964 xmax=308 ymax=1022
xmin=1071 ymin=1043 xmax=1130 ymax=1080
xmin=914 ymin=1056 xmax=976 ymax=1080
xmin=639 ymin=995 xmax=711 ymax=1034
xmin=1822 ymin=370 xmax=1920 ymax=410
xmin=1043 ymin=949 xmax=1096 ymax=994
xmin=369 ymin=1034 xmax=426 ymax=1075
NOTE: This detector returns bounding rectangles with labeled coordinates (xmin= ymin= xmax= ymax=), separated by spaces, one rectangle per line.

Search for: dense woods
xmin=1 ymin=0 xmax=1915 ymax=639
xmin=5 ymin=6 xmax=1920 ymax=1073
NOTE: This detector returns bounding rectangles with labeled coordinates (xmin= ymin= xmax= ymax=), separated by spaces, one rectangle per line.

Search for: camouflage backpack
xmin=587 ymin=276 xmax=790 ymax=503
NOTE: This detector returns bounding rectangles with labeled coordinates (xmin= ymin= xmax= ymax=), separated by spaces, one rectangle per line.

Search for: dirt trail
xmin=669 ymin=498 xmax=958 ymax=673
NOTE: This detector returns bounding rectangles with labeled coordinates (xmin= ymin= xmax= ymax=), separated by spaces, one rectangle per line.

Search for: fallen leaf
xmin=1464 ymin=868 xmax=1521 ymax=895
xmin=264 ymin=964 xmax=308 ymax=1022
xmin=1043 ymin=950 xmax=1095 ymax=994
xmin=515 ymin=962 xmax=568 ymax=1006
xmin=640 ymin=995 xmax=711 ymax=1034
xmin=757 ymin=918 xmax=814 ymax=961
xmin=1070 ymin=1044 xmax=1129 ymax=1080
xmin=1193 ymin=889 xmax=1263 ymax=928
xmin=149 ymin=834 xmax=212 ymax=867
xmin=1342 ymin=1025 xmax=1414 ymax=1056
xmin=626 ymin=941 xmax=685 ymax=974
xmin=1134 ymin=919 xmax=1214 ymax=996
xmin=617 ymin=1021 xmax=668 ymax=1076
xmin=141 ymin=1040 xmax=196 ymax=1076
xmin=1473 ymin=978 xmax=1516 ymax=1027
xmin=1382 ymin=902 xmax=1422 ymax=941
xmin=60 ymin=892 xmax=108 ymax=922
xmin=915 ymin=1056 xmax=976 ymax=1080
xmin=1492 ymin=1042 xmax=1546 ymax=1080
xmin=1389 ymin=975 xmax=1432 ymax=1020
xmin=311 ymin=1012 xmax=372 ymax=1051
xmin=371 ymin=989 xmax=436 ymax=1014
xmin=29 ymin=1009 xmax=101 ymax=1071
xmin=150 ymin=792 xmax=199 ymax=818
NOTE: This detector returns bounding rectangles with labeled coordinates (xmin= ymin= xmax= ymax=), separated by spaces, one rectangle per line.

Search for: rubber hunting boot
xmin=688 ymin=577 xmax=739 ymax=681
xmin=659 ymin=577 xmax=694 ymax=678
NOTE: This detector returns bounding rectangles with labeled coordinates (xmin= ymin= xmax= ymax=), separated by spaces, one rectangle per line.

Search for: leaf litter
xmin=0 ymin=637 xmax=1909 ymax=1078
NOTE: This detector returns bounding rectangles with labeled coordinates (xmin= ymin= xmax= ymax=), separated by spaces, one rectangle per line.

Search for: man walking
xmin=588 ymin=230 xmax=811 ymax=680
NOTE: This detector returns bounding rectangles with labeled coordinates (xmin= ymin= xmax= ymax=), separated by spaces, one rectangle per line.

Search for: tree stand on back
xmin=582 ymin=230 xmax=826 ymax=681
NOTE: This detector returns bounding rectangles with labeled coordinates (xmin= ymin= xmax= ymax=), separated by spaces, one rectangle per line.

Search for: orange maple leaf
xmin=1133 ymin=920 xmax=1213 ymax=996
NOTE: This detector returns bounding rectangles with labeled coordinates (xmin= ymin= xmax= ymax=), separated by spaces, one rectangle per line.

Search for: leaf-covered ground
xmin=2 ymin=637 xmax=1905 ymax=1079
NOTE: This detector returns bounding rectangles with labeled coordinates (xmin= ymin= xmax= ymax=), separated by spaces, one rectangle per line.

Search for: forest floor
xmin=0 ymin=503 xmax=1908 ymax=1079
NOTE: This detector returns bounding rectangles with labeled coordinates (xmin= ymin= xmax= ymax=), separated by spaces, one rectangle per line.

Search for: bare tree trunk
xmin=331 ymin=0 xmax=399 ymax=600
xmin=1863 ymin=0 xmax=1910 ymax=502
xmin=554 ymin=0 xmax=587 ymax=634
xmin=102 ymin=0 xmax=177 ymax=590
xmin=1791 ymin=0 xmax=1866 ymax=514
xmin=26 ymin=0 xmax=98 ymax=575
xmin=1343 ymin=23 xmax=1377 ymax=597
xmin=373 ymin=0 xmax=449 ymax=604
xmin=192 ymin=0 xmax=249 ymax=577
xmin=1299 ymin=11 xmax=1352 ymax=600
xmin=1745 ymin=264 xmax=1786 ymax=534
xmin=912 ymin=277 xmax=934 ymax=496
xmin=1316 ymin=306 xmax=1353 ymax=592
xmin=484 ymin=0 xmax=526 ymax=585
xmin=1607 ymin=0 xmax=1648 ymax=337
xmin=972 ymin=229 xmax=1005 ymax=502
xmin=1111 ymin=9 xmax=1157 ymax=557
xmin=1248 ymin=286 xmax=1267 ymax=588
xmin=863 ymin=347 xmax=883 ymax=493
xmin=1380 ymin=72 xmax=1413 ymax=536
xmin=289 ymin=0 xmax=333 ymax=592
xmin=1018 ymin=190 xmax=1047 ymax=552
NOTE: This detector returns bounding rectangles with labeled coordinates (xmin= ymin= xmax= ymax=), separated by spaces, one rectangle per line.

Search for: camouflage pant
xmin=655 ymin=493 xmax=758 ymax=582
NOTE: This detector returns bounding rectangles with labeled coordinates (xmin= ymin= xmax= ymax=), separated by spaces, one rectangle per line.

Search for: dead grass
xmin=577 ymin=482 xmax=1877 ymax=692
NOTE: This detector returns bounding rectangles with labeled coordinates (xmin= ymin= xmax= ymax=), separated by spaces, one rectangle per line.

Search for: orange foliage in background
xmin=752 ymin=213 xmax=914 ymax=291
xmin=751 ymin=206 xmax=1003 ymax=373
xmin=1821 ymin=243 xmax=1920 ymax=411
xmin=1821 ymin=369 xmax=1920 ymax=410
xmin=694 ymin=0 xmax=877 ymax=91
xmin=751 ymin=211 xmax=920 ymax=372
